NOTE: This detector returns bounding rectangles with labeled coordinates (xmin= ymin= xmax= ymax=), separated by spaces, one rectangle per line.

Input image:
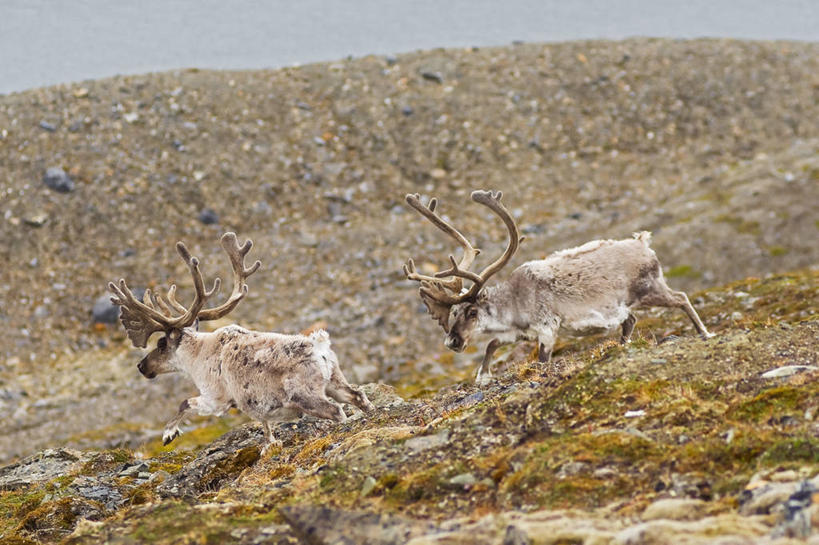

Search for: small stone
xmin=557 ymin=461 xmax=589 ymax=478
xmin=401 ymin=106 xmax=414 ymax=116
xmin=421 ymin=71 xmax=443 ymax=83
xmin=430 ymin=168 xmax=447 ymax=179
xmin=625 ymin=410 xmax=646 ymax=418
xmin=642 ymin=498 xmax=706 ymax=521
xmin=198 ymin=208 xmax=219 ymax=225
xmin=448 ymin=473 xmax=477 ymax=487
xmin=405 ymin=430 xmax=450 ymax=453
xmin=39 ymin=120 xmax=57 ymax=132
xmin=360 ymin=476 xmax=377 ymax=497
xmin=123 ymin=112 xmax=139 ymax=123
xmin=43 ymin=167 xmax=75 ymax=193
xmin=73 ymin=87 xmax=89 ymax=98
xmin=92 ymin=294 xmax=120 ymax=324
xmin=23 ymin=213 xmax=48 ymax=227
xmin=761 ymin=365 xmax=819 ymax=379
xmin=650 ymin=358 xmax=667 ymax=365
xmin=385 ymin=55 xmax=398 ymax=66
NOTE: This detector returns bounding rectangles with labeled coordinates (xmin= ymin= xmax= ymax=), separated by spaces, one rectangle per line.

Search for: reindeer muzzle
xmin=137 ymin=357 xmax=156 ymax=379
xmin=445 ymin=334 xmax=465 ymax=352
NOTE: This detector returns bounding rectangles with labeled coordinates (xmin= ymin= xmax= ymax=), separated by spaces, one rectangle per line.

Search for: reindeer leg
xmin=286 ymin=388 xmax=347 ymax=423
xmin=620 ymin=312 xmax=637 ymax=344
xmin=536 ymin=329 xmax=556 ymax=364
xmin=261 ymin=421 xmax=283 ymax=454
xmin=639 ymin=280 xmax=713 ymax=339
xmin=162 ymin=396 xmax=232 ymax=445
xmin=326 ymin=365 xmax=375 ymax=413
xmin=475 ymin=338 xmax=502 ymax=384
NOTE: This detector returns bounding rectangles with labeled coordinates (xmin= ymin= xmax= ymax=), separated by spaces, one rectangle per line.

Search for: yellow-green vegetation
xmin=666 ymin=264 xmax=699 ymax=278
xmin=714 ymin=214 xmax=762 ymax=236
xmin=5 ymin=269 xmax=819 ymax=542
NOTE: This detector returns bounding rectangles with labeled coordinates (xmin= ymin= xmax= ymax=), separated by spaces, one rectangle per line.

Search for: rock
xmin=761 ymin=365 xmax=819 ymax=378
xmin=39 ymin=120 xmax=57 ymax=132
xmin=158 ymin=425 xmax=261 ymax=498
xmin=117 ymin=461 xmax=149 ymax=477
xmin=43 ymin=167 xmax=75 ymax=193
xmin=361 ymin=476 xmax=377 ymax=497
xmin=421 ymin=71 xmax=443 ymax=84
xmin=444 ymin=391 xmax=484 ymax=412
xmin=448 ymin=473 xmax=477 ymax=487
xmin=198 ymin=208 xmax=219 ymax=225
xmin=279 ymin=505 xmax=436 ymax=545
xmin=92 ymin=294 xmax=120 ymax=324
xmin=557 ymin=461 xmax=589 ymax=478
xmin=641 ymin=498 xmax=707 ymax=521
xmin=69 ymin=475 xmax=124 ymax=510
xmin=405 ymin=430 xmax=450 ymax=453
xmin=0 ymin=448 xmax=94 ymax=490
xmin=401 ymin=106 xmax=414 ymax=116
xmin=23 ymin=212 xmax=49 ymax=227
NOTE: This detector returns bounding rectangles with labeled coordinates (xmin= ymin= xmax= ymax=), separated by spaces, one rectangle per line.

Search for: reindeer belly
xmin=558 ymin=304 xmax=630 ymax=337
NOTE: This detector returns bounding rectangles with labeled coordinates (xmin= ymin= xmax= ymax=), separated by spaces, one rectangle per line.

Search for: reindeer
xmin=403 ymin=190 xmax=713 ymax=382
xmin=108 ymin=232 xmax=373 ymax=449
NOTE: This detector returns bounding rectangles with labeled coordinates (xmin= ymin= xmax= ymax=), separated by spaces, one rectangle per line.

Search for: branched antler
xmin=403 ymin=190 xmax=524 ymax=324
xmin=109 ymin=232 xmax=261 ymax=347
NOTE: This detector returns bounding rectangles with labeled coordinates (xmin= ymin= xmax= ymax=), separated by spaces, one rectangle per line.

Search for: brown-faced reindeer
xmin=403 ymin=190 xmax=713 ymax=382
xmin=109 ymin=232 xmax=373 ymax=449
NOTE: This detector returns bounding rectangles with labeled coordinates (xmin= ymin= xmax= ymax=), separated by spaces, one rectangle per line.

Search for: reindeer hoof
xmin=475 ymin=372 xmax=493 ymax=387
xmin=162 ymin=427 xmax=181 ymax=445
xmin=261 ymin=440 xmax=283 ymax=456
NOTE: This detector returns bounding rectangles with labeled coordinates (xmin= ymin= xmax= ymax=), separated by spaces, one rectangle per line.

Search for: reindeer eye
xmin=467 ymin=308 xmax=478 ymax=319
xmin=157 ymin=337 xmax=167 ymax=350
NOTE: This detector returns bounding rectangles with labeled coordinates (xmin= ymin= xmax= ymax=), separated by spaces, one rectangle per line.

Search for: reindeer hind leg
xmin=326 ymin=367 xmax=374 ymax=413
xmin=638 ymin=279 xmax=712 ymax=339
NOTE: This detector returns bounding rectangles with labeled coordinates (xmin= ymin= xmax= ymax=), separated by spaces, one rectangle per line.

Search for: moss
xmin=294 ymin=435 xmax=336 ymax=463
xmin=141 ymin=417 xmax=243 ymax=457
xmin=727 ymin=386 xmax=806 ymax=422
xmin=768 ymin=245 xmax=788 ymax=257
xmin=715 ymin=214 xmax=761 ymax=235
xmin=0 ymin=489 xmax=46 ymax=538
xmin=199 ymin=446 xmax=260 ymax=491
xmin=17 ymin=497 xmax=93 ymax=535
xmin=666 ymin=264 xmax=700 ymax=278
xmin=269 ymin=463 xmax=296 ymax=481
xmin=760 ymin=438 xmax=819 ymax=465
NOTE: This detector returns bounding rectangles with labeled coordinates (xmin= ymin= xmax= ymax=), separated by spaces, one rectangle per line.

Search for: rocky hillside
xmin=1 ymin=270 xmax=818 ymax=544
xmin=0 ymin=38 xmax=818 ymax=543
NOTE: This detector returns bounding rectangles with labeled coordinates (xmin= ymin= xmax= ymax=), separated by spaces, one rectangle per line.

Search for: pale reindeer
xmin=403 ymin=190 xmax=713 ymax=381
xmin=108 ymin=232 xmax=373 ymax=449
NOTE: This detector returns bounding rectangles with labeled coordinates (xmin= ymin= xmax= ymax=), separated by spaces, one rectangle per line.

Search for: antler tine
xmin=108 ymin=279 xmax=169 ymax=347
xmin=434 ymin=254 xmax=483 ymax=284
xmin=196 ymin=232 xmax=261 ymax=321
xmin=404 ymin=193 xmax=481 ymax=294
xmin=403 ymin=257 xmax=448 ymax=285
xmin=463 ymin=189 xmax=523 ymax=295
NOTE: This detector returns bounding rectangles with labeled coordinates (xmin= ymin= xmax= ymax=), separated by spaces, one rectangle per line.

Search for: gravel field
xmin=0 ymin=38 xmax=818 ymax=462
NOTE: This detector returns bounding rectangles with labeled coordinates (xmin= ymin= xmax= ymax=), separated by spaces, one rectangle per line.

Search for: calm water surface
xmin=1 ymin=0 xmax=817 ymax=93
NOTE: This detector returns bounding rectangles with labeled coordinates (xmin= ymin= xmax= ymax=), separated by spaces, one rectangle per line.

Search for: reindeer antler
xmin=109 ymin=232 xmax=261 ymax=347
xmin=403 ymin=190 xmax=524 ymax=325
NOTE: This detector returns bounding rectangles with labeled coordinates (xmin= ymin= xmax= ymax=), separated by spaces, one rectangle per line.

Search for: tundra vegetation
xmin=0 ymin=38 xmax=818 ymax=543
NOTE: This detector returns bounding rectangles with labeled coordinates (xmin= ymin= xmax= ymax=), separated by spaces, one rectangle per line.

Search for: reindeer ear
xmin=117 ymin=306 xmax=160 ymax=348
xmin=419 ymin=287 xmax=451 ymax=332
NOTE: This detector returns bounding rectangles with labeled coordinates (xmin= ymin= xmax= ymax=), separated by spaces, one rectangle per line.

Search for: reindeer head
xmin=109 ymin=232 xmax=260 ymax=377
xmin=403 ymin=190 xmax=523 ymax=352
